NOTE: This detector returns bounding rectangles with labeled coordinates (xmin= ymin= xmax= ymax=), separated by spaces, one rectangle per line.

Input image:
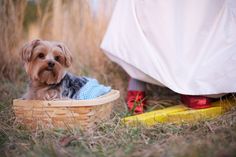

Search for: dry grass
xmin=0 ymin=0 xmax=236 ymax=157
xmin=1 ymin=99 xmax=236 ymax=157
xmin=0 ymin=0 xmax=26 ymax=80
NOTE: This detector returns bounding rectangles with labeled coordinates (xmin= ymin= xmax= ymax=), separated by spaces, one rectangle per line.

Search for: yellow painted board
xmin=165 ymin=106 xmax=223 ymax=123
xmin=122 ymin=105 xmax=188 ymax=126
xmin=167 ymin=98 xmax=236 ymax=124
xmin=122 ymin=98 xmax=236 ymax=126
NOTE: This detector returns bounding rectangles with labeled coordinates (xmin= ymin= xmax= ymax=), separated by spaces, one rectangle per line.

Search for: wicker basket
xmin=13 ymin=90 xmax=120 ymax=130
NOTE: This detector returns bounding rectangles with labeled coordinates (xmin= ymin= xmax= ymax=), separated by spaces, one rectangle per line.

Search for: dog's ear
xmin=20 ymin=39 xmax=41 ymax=62
xmin=57 ymin=43 xmax=72 ymax=68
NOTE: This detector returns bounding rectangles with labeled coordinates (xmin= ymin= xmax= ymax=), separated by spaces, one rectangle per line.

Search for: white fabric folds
xmin=101 ymin=0 xmax=236 ymax=95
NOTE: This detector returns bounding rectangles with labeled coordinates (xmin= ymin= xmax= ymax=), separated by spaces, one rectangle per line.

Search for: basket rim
xmin=13 ymin=89 xmax=120 ymax=107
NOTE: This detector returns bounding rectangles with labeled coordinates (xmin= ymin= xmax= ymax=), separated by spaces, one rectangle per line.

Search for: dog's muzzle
xmin=48 ymin=61 xmax=55 ymax=67
xmin=46 ymin=61 xmax=55 ymax=71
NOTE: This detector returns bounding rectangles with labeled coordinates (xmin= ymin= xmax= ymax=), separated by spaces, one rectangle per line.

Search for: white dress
xmin=101 ymin=0 xmax=236 ymax=95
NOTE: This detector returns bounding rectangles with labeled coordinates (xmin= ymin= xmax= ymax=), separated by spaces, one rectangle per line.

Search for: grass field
xmin=0 ymin=1 xmax=236 ymax=157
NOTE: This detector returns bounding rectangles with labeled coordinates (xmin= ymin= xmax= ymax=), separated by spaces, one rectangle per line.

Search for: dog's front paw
xmin=44 ymin=90 xmax=60 ymax=100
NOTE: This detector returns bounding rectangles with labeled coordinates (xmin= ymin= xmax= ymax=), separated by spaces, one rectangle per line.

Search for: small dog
xmin=21 ymin=39 xmax=88 ymax=100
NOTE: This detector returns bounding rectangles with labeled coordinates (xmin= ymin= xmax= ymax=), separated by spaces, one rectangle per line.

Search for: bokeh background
xmin=0 ymin=0 xmax=127 ymax=94
xmin=0 ymin=1 xmax=236 ymax=157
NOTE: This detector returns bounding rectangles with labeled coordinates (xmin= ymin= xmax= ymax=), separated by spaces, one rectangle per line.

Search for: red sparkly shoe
xmin=181 ymin=95 xmax=212 ymax=109
xmin=126 ymin=91 xmax=146 ymax=114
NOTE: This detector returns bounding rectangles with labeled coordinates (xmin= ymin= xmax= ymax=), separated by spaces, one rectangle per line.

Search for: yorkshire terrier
xmin=20 ymin=39 xmax=88 ymax=100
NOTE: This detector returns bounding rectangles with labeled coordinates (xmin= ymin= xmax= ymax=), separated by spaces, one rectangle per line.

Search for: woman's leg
xmin=128 ymin=78 xmax=145 ymax=91
xmin=127 ymin=79 xmax=226 ymax=111
xmin=127 ymin=78 xmax=146 ymax=114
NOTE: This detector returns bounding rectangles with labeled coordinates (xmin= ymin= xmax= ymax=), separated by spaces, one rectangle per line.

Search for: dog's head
xmin=20 ymin=39 xmax=72 ymax=85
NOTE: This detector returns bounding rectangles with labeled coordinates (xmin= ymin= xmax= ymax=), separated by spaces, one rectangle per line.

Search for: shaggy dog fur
xmin=21 ymin=39 xmax=87 ymax=100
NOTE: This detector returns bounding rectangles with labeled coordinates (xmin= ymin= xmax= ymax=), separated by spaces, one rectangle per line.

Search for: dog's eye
xmin=54 ymin=56 xmax=60 ymax=61
xmin=38 ymin=53 xmax=45 ymax=59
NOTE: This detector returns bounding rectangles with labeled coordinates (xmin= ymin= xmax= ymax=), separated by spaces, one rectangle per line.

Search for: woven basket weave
xmin=13 ymin=90 xmax=120 ymax=130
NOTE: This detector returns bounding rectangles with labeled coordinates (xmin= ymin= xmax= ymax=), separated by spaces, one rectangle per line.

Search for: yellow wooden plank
xmin=166 ymin=106 xmax=222 ymax=123
xmin=167 ymin=98 xmax=236 ymax=124
xmin=122 ymin=105 xmax=188 ymax=126
xmin=122 ymin=98 xmax=236 ymax=126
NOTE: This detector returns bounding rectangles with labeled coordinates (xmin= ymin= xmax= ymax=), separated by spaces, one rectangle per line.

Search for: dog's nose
xmin=48 ymin=61 xmax=55 ymax=68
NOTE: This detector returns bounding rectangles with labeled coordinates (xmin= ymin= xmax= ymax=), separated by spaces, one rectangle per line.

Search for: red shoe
xmin=127 ymin=91 xmax=146 ymax=114
xmin=181 ymin=95 xmax=212 ymax=109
